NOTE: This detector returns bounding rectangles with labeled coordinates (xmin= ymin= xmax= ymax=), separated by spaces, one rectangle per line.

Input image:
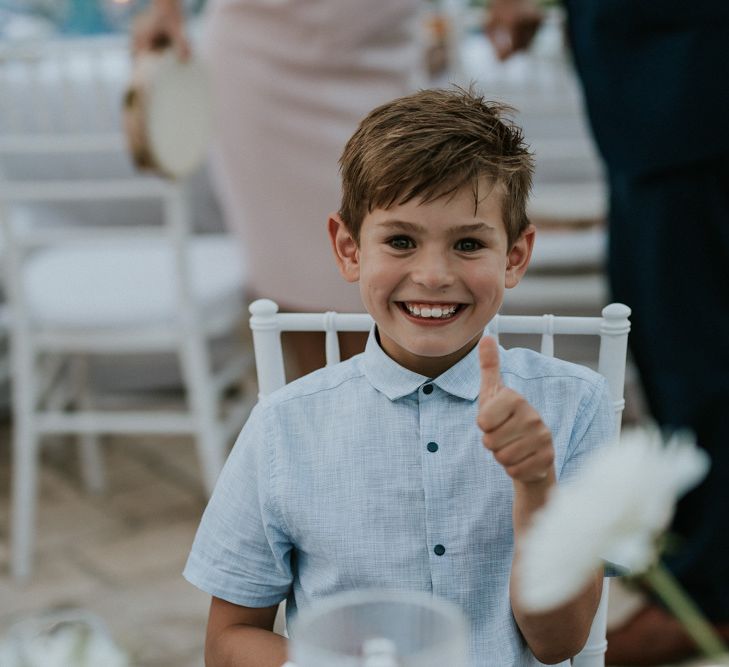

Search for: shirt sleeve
xmin=183 ymin=402 xmax=293 ymax=607
xmin=559 ymin=374 xmax=615 ymax=486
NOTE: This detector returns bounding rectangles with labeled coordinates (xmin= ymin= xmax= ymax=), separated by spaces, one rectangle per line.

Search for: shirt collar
xmin=362 ymin=327 xmax=483 ymax=402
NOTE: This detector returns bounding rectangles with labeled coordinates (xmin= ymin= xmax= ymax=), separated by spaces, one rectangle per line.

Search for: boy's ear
xmin=505 ymin=224 xmax=536 ymax=288
xmin=328 ymin=212 xmax=360 ymax=283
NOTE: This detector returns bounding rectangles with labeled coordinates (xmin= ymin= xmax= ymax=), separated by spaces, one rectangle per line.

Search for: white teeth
xmin=404 ymin=303 xmax=458 ymax=319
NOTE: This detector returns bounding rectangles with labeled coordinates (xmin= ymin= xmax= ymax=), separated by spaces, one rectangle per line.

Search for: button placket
xmin=419 ymin=381 xmax=448 ymax=570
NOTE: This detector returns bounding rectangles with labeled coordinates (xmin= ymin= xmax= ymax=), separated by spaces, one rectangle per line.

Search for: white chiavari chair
xmin=0 ymin=36 xmax=254 ymax=580
xmin=248 ymin=298 xmax=631 ymax=666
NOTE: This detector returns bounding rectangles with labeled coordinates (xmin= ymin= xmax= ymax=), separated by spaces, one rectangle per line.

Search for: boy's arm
xmin=485 ymin=0 xmax=543 ymax=61
xmin=205 ymin=597 xmax=288 ymax=667
xmin=478 ymin=338 xmax=602 ymax=663
xmin=131 ymin=0 xmax=190 ymax=60
xmin=509 ymin=479 xmax=603 ymax=664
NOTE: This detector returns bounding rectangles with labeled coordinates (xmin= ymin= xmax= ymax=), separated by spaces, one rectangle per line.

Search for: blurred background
xmin=0 ymin=1 xmax=653 ymax=666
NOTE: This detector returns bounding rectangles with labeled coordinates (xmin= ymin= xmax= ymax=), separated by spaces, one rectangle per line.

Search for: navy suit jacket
xmin=564 ymin=0 xmax=729 ymax=175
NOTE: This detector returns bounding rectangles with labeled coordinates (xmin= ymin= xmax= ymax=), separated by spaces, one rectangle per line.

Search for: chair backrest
xmin=0 ymin=36 xmax=205 ymax=340
xmin=250 ymin=298 xmax=629 ymax=431
xmin=0 ymin=34 xmax=169 ymax=211
xmin=0 ymin=35 xmax=127 ymax=141
xmin=249 ymin=298 xmax=631 ymax=666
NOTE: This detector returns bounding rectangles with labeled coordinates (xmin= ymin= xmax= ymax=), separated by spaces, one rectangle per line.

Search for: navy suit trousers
xmin=608 ymin=156 xmax=729 ymax=619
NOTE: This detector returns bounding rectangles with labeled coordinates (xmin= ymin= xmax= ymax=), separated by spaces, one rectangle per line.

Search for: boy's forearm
xmin=509 ymin=473 xmax=602 ymax=663
xmin=509 ymin=566 xmax=602 ymax=664
xmin=205 ymin=626 xmax=288 ymax=667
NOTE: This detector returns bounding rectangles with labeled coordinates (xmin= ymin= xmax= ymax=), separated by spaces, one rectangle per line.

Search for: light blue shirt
xmin=184 ymin=330 xmax=615 ymax=666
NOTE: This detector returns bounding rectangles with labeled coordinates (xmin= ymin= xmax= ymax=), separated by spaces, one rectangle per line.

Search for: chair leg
xmin=78 ymin=432 xmax=105 ymax=494
xmin=10 ymin=422 xmax=39 ymax=581
xmin=572 ymin=578 xmax=610 ymax=666
xmin=10 ymin=341 xmax=40 ymax=581
xmin=179 ymin=334 xmax=225 ymax=496
xmin=71 ymin=356 xmax=105 ymax=494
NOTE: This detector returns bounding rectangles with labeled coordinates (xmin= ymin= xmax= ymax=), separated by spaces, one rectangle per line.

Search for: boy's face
xmin=330 ymin=179 xmax=535 ymax=378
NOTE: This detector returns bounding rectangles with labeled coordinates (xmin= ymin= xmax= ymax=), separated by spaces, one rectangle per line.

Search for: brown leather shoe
xmin=606 ymin=603 xmax=729 ymax=666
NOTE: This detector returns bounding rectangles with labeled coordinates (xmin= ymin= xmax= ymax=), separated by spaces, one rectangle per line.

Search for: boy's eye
xmin=388 ymin=236 xmax=415 ymax=250
xmin=455 ymin=238 xmax=483 ymax=252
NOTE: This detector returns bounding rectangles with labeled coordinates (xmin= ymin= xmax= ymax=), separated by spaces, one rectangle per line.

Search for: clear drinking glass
xmin=290 ymin=589 xmax=469 ymax=667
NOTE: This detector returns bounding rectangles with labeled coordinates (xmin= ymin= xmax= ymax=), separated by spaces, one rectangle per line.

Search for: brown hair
xmin=338 ymin=87 xmax=534 ymax=248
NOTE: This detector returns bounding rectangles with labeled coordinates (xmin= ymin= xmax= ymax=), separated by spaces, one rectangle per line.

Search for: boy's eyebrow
xmin=378 ymin=220 xmax=497 ymax=234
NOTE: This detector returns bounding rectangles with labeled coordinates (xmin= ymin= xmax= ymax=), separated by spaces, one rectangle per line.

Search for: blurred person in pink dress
xmin=133 ymin=0 xmax=425 ymax=376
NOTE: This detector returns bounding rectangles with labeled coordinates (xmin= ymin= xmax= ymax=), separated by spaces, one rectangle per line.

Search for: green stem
xmin=643 ymin=561 xmax=728 ymax=659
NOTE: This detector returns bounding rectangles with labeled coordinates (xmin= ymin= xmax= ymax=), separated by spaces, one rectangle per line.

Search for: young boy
xmin=184 ymin=88 xmax=614 ymax=666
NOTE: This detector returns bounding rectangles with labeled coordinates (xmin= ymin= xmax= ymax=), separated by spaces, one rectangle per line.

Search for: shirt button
xmin=434 ymin=544 xmax=446 ymax=556
xmin=422 ymin=384 xmax=434 ymax=395
xmin=427 ymin=441 xmax=439 ymax=453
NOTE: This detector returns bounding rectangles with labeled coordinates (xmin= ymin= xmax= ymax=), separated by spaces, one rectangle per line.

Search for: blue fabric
xmin=60 ymin=2 xmax=111 ymax=35
xmin=184 ymin=330 xmax=615 ymax=666
xmin=564 ymin=0 xmax=729 ymax=175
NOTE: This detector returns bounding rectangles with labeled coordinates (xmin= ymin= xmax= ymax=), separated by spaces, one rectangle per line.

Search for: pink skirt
xmin=200 ymin=0 xmax=424 ymax=311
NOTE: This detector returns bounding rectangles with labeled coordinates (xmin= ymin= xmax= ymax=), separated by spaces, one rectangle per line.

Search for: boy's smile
xmin=330 ymin=179 xmax=534 ymax=378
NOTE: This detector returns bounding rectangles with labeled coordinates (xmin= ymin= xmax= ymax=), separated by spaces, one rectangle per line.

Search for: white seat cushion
xmin=24 ymin=234 xmax=246 ymax=329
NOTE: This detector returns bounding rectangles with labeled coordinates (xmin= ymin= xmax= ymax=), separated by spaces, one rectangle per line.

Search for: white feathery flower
xmin=516 ymin=427 xmax=709 ymax=613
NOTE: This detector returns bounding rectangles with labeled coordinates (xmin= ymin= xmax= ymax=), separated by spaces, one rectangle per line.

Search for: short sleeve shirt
xmin=184 ymin=330 xmax=615 ymax=666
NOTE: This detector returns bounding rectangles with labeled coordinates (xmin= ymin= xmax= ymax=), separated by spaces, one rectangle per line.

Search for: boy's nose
xmin=410 ymin=254 xmax=455 ymax=290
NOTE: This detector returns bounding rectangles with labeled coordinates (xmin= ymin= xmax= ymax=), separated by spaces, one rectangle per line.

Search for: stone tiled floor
xmin=0 ymin=419 xmax=211 ymax=667
xmin=0 ymin=417 xmax=718 ymax=667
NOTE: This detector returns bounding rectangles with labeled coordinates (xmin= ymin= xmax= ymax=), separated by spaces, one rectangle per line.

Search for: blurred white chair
xmin=513 ymin=135 xmax=608 ymax=314
xmin=452 ymin=6 xmax=609 ymax=316
xmin=249 ymin=298 xmax=631 ymax=666
xmin=0 ymin=36 xmax=255 ymax=580
xmin=504 ymin=223 xmax=608 ymax=312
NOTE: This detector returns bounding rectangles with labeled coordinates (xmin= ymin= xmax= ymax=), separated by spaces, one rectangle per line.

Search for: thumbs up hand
xmin=477 ymin=337 xmax=555 ymax=484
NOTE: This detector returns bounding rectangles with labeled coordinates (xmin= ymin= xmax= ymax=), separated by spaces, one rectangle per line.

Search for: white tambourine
xmin=124 ymin=50 xmax=211 ymax=179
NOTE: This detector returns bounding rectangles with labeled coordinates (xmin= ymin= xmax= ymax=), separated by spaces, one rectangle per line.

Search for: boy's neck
xmin=375 ymin=327 xmax=481 ymax=379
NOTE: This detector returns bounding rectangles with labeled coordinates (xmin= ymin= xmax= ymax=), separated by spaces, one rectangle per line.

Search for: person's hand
xmin=477 ymin=336 xmax=555 ymax=484
xmin=131 ymin=0 xmax=190 ymax=61
xmin=484 ymin=0 xmax=543 ymax=61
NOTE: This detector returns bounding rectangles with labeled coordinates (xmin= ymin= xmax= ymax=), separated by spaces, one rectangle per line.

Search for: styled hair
xmin=338 ymin=87 xmax=534 ymax=248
